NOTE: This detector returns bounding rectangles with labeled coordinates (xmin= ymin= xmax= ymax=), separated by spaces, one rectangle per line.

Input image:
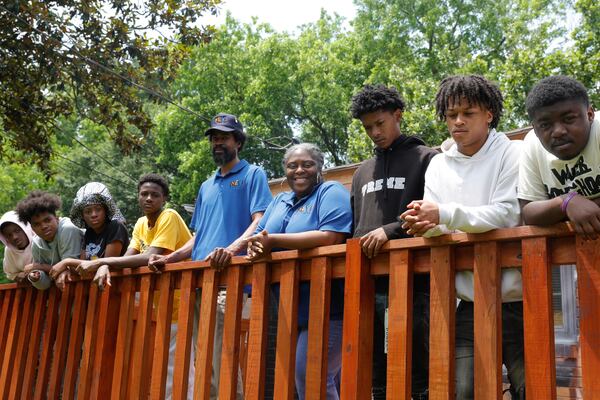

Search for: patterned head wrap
xmin=70 ymin=182 xmax=125 ymax=229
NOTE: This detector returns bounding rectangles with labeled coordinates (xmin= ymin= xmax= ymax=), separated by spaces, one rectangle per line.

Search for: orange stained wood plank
xmin=76 ymin=284 xmax=100 ymax=400
xmin=62 ymin=282 xmax=88 ymax=400
xmin=387 ymin=249 xmax=413 ymax=400
xmin=0 ymin=290 xmax=13 ymax=357
xmin=89 ymin=285 xmax=121 ymax=399
xmin=340 ymin=239 xmax=374 ymax=400
xmin=244 ymin=263 xmax=270 ymax=400
xmin=21 ymin=289 xmax=48 ymax=399
xmin=575 ymin=237 xmax=600 ymax=400
xmin=428 ymin=245 xmax=455 ymax=400
xmin=218 ymin=266 xmax=245 ymax=400
xmin=8 ymin=289 xmax=36 ymax=400
xmin=34 ymin=288 xmax=60 ymax=400
xmin=522 ymin=237 xmax=556 ymax=400
xmin=128 ymin=274 xmax=155 ymax=399
xmin=473 ymin=242 xmax=502 ymax=400
xmin=172 ymin=271 xmax=196 ymax=400
xmin=150 ymin=272 xmax=175 ymax=400
xmin=111 ymin=277 xmax=136 ymax=400
xmin=274 ymin=259 xmax=300 ymax=400
xmin=0 ymin=288 xmax=23 ymax=398
xmin=48 ymin=284 xmax=74 ymax=399
xmin=193 ymin=268 xmax=219 ymax=400
xmin=305 ymin=257 xmax=332 ymax=399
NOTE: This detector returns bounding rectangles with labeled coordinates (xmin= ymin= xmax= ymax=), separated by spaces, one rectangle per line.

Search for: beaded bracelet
xmin=561 ymin=191 xmax=578 ymax=213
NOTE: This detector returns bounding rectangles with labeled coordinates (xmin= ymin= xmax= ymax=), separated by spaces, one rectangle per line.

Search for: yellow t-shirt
xmin=130 ymin=208 xmax=192 ymax=322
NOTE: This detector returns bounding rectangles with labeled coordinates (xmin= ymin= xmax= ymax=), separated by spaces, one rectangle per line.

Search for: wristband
xmin=561 ymin=191 xmax=578 ymax=213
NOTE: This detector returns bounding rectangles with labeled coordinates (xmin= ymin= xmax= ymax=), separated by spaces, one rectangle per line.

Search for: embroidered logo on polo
xmin=296 ymin=205 xmax=314 ymax=214
xmin=545 ymin=156 xmax=600 ymax=198
xmin=361 ymin=177 xmax=406 ymax=196
xmin=230 ymin=180 xmax=240 ymax=187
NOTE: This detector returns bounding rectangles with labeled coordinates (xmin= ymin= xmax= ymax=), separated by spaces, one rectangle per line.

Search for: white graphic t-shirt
xmin=519 ymin=114 xmax=600 ymax=201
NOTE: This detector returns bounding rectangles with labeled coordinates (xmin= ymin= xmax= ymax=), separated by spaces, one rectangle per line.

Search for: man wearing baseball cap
xmin=150 ymin=112 xmax=272 ymax=398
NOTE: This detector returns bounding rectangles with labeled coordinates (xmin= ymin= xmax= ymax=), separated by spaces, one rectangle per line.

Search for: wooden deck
xmin=0 ymin=223 xmax=598 ymax=399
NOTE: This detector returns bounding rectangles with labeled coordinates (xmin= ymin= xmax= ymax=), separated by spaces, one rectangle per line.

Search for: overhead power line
xmin=0 ymin=4 xmax=298 ymax=151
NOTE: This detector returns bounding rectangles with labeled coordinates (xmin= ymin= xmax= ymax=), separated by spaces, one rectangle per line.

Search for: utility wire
xmin=0 ymin=4 xmax=298 ymax=151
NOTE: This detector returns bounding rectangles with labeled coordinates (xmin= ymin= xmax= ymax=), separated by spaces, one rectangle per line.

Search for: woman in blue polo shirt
xmin=246 ymin=143 xmax=351 ymax=400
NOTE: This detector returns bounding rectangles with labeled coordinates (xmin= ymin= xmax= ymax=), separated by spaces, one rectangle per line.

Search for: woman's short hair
xmin=282 ymin=143 xmax=325 ymax=172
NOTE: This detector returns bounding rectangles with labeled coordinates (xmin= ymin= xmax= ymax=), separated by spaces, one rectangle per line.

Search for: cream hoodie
xmin=0 ymin=211 xmax=34 ymax=280
xmin=423 ymin=129 xmax=523 ymax=302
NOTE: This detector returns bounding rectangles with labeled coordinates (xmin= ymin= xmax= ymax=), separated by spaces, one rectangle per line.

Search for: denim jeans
xmin=455 ymin=301 xmax=525 ymax=400
xmin=372 ymin=289 xmax=430 ymax=400
xmin=295 ymin=319 xmax=343 ymax=400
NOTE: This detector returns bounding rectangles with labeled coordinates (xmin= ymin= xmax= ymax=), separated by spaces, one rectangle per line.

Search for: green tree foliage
xmin=0 ymin=0 xmax=220 ymax=169
xmin=155 ymin=14 xmax=366 ymax=205
xmin=48 ymin=117 xmax=162 ymax=229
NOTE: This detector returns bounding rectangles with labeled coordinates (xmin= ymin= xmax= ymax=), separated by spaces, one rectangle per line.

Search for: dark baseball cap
xmin=204 ymin=113 xmax=244 ymax=136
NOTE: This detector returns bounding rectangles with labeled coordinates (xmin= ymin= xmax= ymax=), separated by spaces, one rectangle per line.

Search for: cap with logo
xmin=204 ymin=113 xmax=244 ymax=136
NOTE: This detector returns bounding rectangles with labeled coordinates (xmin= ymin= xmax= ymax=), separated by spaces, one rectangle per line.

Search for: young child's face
xmin=0 ymin=222 xmax=29 ymax=250
xmin=83 ymin=204 xmax=107 ymax=233
xmin=30 ymin=211 xmax=59 ymax=242
xmin=445 ymin=98 xmax=493 ymax=156
xmin=359 ymin=109 xmax=403 ymax=150
xmin=531 ymin=100 xmax=594 ymax=160
xmin=138 ymin=182 xmax=166 ymax=217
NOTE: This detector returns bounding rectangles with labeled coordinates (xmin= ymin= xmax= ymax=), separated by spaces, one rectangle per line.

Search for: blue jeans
xmin=455 ymin=301 xmax=525 ymax=400
xmin=372 ymin=289 xmax=430 ymax=400
xmin=295 ymin=319 xmax=343 ymax=400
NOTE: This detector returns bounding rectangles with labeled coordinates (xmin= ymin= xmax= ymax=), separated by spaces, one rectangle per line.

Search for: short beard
xmin=212 ymin=147 xmax=236 ymax=166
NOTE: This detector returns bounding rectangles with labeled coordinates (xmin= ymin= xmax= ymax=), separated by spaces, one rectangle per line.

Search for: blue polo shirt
xmin=190 ymin=160 xmax=272 ymax=261
xmin=257 ymin=181 xmax=352 ymax=328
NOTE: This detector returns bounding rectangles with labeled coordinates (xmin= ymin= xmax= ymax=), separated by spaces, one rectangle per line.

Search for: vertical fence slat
xmin=274 ymin=259 xmax=300 ymax=400
xmin=244 ymin=262 xmax=270 ymax=400
xmin=8 ymin=289 xmax=36 ymax=400
xmin=21 ymin=289 xmax=48 ymax=399
xmin=48 ymin=284 xmax=74 ymax=399
xmin=341 ymin=238 xmax=374 ymax=400
xmin=77 ymin=284 xmax=100 ymax=399
xmin=387 ymin=249 xmax=413 ymax=400
xmin=305 ymin=257 xmax=332 ymax=399
xmin=172 ymin=271 xmax=196 ymax=400
xmin=428 ymin=245 xmax=455 ymax=400
xmin=150 ymin=272 xmax=175 ymax=400
xmin=522 ymin=237 xmax=556 ymax=400
xmin=111 ymin=277 xmax=136 ymax=400
xmin=473 ymin=242 xmax=502 ymax=400
xmin=89 ymin=284 xmax=121 ymax=399
xmin=194 ymin=268 xmax=219 ymax=400
xmin=0 ymin=290 xmax=14 ymax=363
xmin=34 ymin=287 xmax=60 ymax=400
xmin=0 ymin=288 xmax=24 ymax=398
xmin=128 ymin=274 xmax=155 ymax=399
xmin=218 ymin=265 xmax=245 ymax=400
xmin=575 ymin=237 xmax=600 ymax=400
xmin=62 ymin=282 xmax=88 ymax=400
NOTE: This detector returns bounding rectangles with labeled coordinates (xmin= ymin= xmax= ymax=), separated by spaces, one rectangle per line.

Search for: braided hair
xmin=435 ymin=75 xmax=503 ymax=129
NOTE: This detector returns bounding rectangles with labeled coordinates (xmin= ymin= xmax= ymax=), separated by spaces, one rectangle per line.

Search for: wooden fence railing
xmin=0 ymin=224 xmax=598 ymax=399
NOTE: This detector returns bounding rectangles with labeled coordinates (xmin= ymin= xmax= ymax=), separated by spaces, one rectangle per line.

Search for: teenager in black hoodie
xmin=350 ymin=84 xmax=437 ymax=400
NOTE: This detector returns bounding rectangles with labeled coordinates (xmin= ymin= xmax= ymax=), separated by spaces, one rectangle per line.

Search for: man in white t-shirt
xmin=519 ymin=75 xmax=599 ymax=239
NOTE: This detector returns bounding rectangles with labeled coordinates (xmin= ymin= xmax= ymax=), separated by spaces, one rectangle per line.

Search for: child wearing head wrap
xmin=49 ymin=182 xmax=129 ymax=289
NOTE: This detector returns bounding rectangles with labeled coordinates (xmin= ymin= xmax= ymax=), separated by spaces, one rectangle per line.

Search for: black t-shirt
xmin=84 ymin=219 xmax=130 ymax=260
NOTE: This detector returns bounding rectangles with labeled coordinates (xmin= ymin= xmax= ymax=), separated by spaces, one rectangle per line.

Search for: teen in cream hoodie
xmin=422 ymin=128 xmax=522 ymax=302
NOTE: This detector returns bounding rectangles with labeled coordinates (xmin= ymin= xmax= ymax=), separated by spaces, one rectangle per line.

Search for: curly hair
xmin=525 ymin=76 xmax=589 ymax=119
xmin=138 ymin=173 xmax=170 ymax=198
xmin=435 ymin=75 xmax=503 ymax=129
xmin=16 ymin=190 xmax=62 ymax=224
xmin=350 ymin=84 xmax=406 ymax=119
